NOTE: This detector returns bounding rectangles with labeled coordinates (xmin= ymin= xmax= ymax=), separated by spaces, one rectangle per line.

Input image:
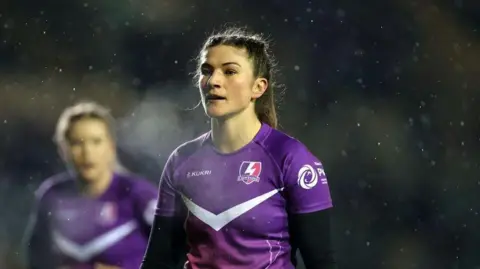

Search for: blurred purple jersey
xmin=27 ymin=173 xmax=157 ymax=269
xmin=157 ymin=123 xmax=333 ymax=269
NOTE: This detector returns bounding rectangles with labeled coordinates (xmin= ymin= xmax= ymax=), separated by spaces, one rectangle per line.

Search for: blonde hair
xmin=54 ymin=100 xmax=126 ymax=172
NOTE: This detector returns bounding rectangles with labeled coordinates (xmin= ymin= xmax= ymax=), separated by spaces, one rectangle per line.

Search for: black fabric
xmin=140 ymin=215 xmax=187 ymax=269
xmin=24 ymin=208 xmax=56 ymax=269
xmin=142 ymin=209 xmax=336 ymax=269
xmin=289 ymin=208 xmax=337 ymax=269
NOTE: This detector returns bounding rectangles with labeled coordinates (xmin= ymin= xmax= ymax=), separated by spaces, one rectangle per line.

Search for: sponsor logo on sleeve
xmin=143 ymin=199 xmax=157 ymax=225
xmin=297 ymin=164 xmax=327 ymax=189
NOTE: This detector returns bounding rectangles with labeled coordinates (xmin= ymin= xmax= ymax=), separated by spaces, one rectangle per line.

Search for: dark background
xmin=0 ymin=0 xmax=479 ymax=268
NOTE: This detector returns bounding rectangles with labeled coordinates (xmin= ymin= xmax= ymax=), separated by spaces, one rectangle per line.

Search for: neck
xmin=79 ymin=170 xmax=113 ymax=197
xmin=210 ymin=109 xmax=262 ymax=153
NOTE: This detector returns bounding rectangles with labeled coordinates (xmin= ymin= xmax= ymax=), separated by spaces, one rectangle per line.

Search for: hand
xmin=93 ymin=263 xmax=122 ymax=269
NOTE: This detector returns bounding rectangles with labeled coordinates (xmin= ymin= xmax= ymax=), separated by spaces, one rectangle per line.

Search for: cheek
xmin=228 ymin=79 xmax=252 ymax=103
xmin=101 ymin=145 xmax=115 ymax=160
xmin=68 ymin=147 xmax=81 ymax=160
xmin=199 ymin=76 xmax=209 ymax=91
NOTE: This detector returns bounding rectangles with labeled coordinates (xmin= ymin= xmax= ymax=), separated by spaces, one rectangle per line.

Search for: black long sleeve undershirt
xmin=140 ymin=209 xmax=336 ymax=269
xmin=289 ymin=209 xmax=337 ymax=269
xmin=24 ymin=204 xmax=57 ymax=269
xmin=140 ymin=214 xmax=187 ymax=269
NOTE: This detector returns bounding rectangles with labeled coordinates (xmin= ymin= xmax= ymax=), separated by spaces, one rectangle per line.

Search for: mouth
xmin=205 ymin=93 xmax=226 ymax=101
xmin=80 ymin=163 xmax=95 ymax=170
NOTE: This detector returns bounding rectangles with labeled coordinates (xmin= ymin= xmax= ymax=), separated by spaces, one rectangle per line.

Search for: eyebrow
xmin=201 ymin=62 xmax=241 ymax=68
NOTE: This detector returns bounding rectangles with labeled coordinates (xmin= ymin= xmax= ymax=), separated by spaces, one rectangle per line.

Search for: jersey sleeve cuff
xmin=155 ymin=208 xmax=176 ymax=217
xmin=289 ymin=200 xmax=333 ymax=214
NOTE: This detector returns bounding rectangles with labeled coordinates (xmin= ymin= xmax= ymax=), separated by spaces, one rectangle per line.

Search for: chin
xmin=206 ymin=111 xmax=228 ymax=119
xmin=78 ymin=171 xmax=100 ymax=182
xmin=205 ymin=106 xmax=229 ymax=119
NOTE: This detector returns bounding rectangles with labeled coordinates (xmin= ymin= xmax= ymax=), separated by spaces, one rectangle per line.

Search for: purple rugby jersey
xmin=156 ymin=123 xmax=333 ymax=269
xmin=28 ymin=172 xmax=157 ymax=269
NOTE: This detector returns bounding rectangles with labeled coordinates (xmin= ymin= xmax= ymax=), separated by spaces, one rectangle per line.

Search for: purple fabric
xmin=34 ymin=172 xmax=157 ymax=269
xmin=156 ymin=123 xmax=333 ymax=268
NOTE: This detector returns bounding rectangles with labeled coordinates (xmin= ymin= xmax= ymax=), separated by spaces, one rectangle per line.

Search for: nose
xmin=80 ymin=143 xmax=94 ymax=160
xmin=206 ymin=70 xmax=222 ymax=89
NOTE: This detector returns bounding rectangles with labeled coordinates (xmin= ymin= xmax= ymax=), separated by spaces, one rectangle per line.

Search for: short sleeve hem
xmin=289 ymin=200 xmax=333 ymax=214
xmin=155 ymin=208 xmax=176 ymax=217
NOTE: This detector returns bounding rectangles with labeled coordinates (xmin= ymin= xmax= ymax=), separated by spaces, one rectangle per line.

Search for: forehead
xmin=201 ymin=45 xmax=250 ymax=65
xmin=69 ymin=117 xmax=108 ymax=135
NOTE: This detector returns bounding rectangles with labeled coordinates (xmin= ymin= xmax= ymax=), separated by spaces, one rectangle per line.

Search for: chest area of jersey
xmin=174 ymin=150 xmax=285 ymax=222
xmin=47 ymin=197 xmax=139 ymax=249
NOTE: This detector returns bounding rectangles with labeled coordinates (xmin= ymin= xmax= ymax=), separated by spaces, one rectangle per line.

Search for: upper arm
xmin=282 ymin=144 xmax=336 ymax=268
xmin=24 ymin=189 xmax=55 ymax=269
xmin=23 ymin=201 xmax=40 ymax=250
xmin=156 ymin=154 xmax=181 ymax=217
xmin=132 ymin=179 xmax=159 ymax=226
xmin=283 ymin=143 xmax=333 ymax=214
xmin=24 ymin=188 xmax=47 ymax=246
xmin=141 ymin=153 xmax=187 ymax=268
xmin=289 ymin=209 xmax=337 ymax=269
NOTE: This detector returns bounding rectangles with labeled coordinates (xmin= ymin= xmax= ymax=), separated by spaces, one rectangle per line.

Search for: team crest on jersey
xmin=238 ymin=161 xmax=262 ymax=185
xmin=98 ymin=202 xmax=117 ymax=225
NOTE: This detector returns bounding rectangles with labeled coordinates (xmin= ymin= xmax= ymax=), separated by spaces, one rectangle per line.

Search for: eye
xmin=224 ymin=69 xmax=237 ymax=75
xmin=69 ymin=139 xmax=83 ymax=146
xmin=200 ymin=65 xmax=213 ymax=76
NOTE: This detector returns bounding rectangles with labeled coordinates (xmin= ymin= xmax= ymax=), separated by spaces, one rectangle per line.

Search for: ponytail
xmin=255 ymin=85 xmax=277 ymax=129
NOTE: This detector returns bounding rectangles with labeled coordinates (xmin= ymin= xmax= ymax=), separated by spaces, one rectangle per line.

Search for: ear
xmin=251 ymin=77 xmax=268 ymax=99
xmin=108 ymin=136 xmax=117 ymax=154
xmin=111 ymin=141 xmax=117 ymax=156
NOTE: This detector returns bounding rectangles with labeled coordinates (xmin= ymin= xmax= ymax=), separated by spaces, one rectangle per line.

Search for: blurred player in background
xmin=141 ymin=28 xmax=336 ymax=269
xmin=24 ymin=101 xmax=158 ymax=269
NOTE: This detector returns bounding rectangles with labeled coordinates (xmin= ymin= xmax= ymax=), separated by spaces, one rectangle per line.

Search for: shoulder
xmin=167 ymin=132 xmax=210 ymax=168
xmin=34 ymin=172 xmax=73 ymax=202
xmin=114 ymin=173 xmax=157 ymax=195
xmin=257 ymin=128 xmax=315 ymax=168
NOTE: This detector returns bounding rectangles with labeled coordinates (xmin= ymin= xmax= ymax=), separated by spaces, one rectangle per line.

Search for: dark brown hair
xmin=196 ymin=27 xmax=282 ymax=128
